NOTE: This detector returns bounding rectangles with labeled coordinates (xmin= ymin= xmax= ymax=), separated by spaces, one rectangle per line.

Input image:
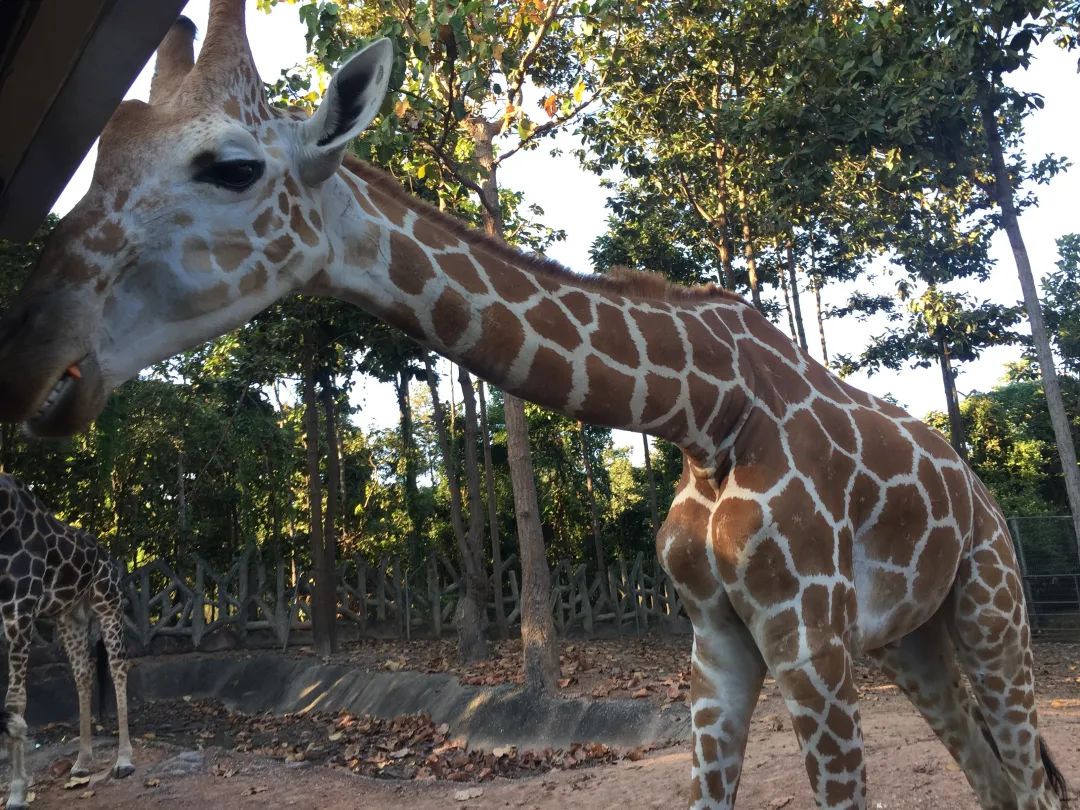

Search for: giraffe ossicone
xmin=0 ymin=2 xmax=1069 ymax=808
xmin=0 ymin=475 xmax=134 ymax=810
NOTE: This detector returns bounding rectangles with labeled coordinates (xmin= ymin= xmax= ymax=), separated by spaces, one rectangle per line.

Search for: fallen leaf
xmin=631 ymin=687 xmax=649 ymax=699
xmin=454 ymin=787 xmax=484 ymax=801
xmin=328 ymin=731 xmax=344 ymax=742
xmin=79 ymin=790 xmax=96 ymax=799
xmin=64 ymin=776 xmax=91 ymax=790
xmin=48 ymin=758 xmax=73 ymax=778
xmin=144 ymin=778 xmax=161 ymax=788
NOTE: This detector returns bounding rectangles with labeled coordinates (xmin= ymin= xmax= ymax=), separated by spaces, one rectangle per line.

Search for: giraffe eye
xmin=195 ymin=159 xmax=264 ymax=191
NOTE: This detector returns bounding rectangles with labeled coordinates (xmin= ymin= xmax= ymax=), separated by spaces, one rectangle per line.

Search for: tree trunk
xmin=458 ymin=365 xmax=490 ymax=652
xmin=710 ymin=95 xmax=735 ymax=289
xmin=982 ymin=101 xmax=1080 ymax=554
xmin=779 ymin=252 xmax=798 ymax=339
xmin=396 ymin=369 xmax=423 ymax=562
xmin=477 ymin=381 xmax=509 ymax=638
xmin=424 ymin=356 xmax=488 ymax=662
xmin=177 ymin=449 xmax=191 ymax=560
xmin=936 ymin=331 xmax=967 ymax=462
xmin=810 ymin=239 xmax=829 ymax=363
xmin=642 ymin=434 xmax=660 ymax=536
xmin=471 ymin=118 xmax=558 ymax=692
xmin=736 ymin=188 xmax=763 ymax=310
xmin=578 ymin=422 xmax=608 ymax=605
xmin=319 ymin=369 xmax=341 ymax=654
xmin=813 ymin=280 xmax=829 ymax=364
xmin=302 ymin=333 xmax=331 ymax=659
xmin=786 ymin=239 xmax=808 ymax=351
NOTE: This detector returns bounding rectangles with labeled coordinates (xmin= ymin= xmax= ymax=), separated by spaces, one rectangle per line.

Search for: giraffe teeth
xmin=34 ymin=375 xmax=75 ymax=420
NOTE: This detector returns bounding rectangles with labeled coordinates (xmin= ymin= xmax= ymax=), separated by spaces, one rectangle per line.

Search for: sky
xmin=52 ymin=1 xmax=1080 ymax=464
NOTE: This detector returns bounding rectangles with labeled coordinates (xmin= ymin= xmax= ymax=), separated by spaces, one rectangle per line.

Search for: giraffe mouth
xmin=25 ymin=355 xmax=104 ymax=437
xmin=32 ymin=366 xmax=81 ymax=420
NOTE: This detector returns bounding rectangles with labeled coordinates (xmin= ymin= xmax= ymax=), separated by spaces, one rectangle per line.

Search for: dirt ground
xmin=7 ymin=637 xmax=1080 ymax=809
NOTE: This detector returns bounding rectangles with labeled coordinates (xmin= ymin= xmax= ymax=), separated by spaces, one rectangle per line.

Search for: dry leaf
xmin=631 ymin=687 xmax=649 ymax=699
xmin=79 ymin=790 xmax=96 ymax=799
xmin=64 ymin=775 xmax=91 ymax=790
xmin=454 ymin=787 xmax=484 ymax=801
xmin=48 ymin=758 xmax=73 ymax=778
xmin=144 ymin=777 xmax=161 ymax=788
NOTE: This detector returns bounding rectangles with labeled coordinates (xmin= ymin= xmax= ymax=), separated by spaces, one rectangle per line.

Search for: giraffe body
xmin=0 ymin=474 xmax=133 ymax=809
xmin=0 ymin=4 xmax=1067 ymax=808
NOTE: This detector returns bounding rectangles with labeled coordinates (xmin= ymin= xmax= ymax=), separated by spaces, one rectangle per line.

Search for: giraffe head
xmin=0 ymin=0 xmax=392 ymax=436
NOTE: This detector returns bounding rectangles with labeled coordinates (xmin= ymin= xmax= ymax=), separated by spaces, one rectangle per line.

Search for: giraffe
xmin=0 ymin=3 xmax=1069 ymax=808
xmin=0 ymin=474 xmax=133 ymax=809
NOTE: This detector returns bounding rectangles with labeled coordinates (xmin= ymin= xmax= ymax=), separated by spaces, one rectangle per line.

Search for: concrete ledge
xmin=28 ymin=652 xmax=690 ymax=751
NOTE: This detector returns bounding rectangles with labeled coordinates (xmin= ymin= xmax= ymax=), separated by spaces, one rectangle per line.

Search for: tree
xmin=424 ymin=357 xmax=488 ymax=662
xmin=1041 ymin=234 xmax=1080 ymax=376
xmin=283 ymin=0 xmax=625 ymax=691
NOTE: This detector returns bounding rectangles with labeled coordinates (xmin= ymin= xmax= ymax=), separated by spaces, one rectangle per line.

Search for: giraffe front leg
xmin=96 ymin=599 xmax=134 ymax=778
xmin=57 ymin=612 xmax=95 ymax=776
xmin=769 ymin=638 xmax=866 ymax=810
xmin=686 ymin=603 xmax=767 ymax=809
xmin=4 ymin=615 xmax=33 ymax=810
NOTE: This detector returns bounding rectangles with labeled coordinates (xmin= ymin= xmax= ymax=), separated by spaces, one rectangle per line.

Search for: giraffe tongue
xmin=66 ymin=364 xmax=82 ymax=380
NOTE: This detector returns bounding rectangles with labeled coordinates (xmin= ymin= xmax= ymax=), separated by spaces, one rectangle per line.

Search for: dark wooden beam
xmin=0 ymin=0 xmax=187 ymax=240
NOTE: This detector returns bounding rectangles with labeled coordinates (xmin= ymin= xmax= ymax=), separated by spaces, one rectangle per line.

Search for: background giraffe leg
xmin=56 ymin=611 xmax=95 ymax=776
xmin=950 ymin=528 xmax=1067 ymax=810
xmin=768 ymin=640 xmax=866 ymax=810
xmin=866 ymin=610 xmax=1015 ymax=809
xmin=3 ymin=614 xmax=33 ymax=810
xmin=95 ymin=596 xmax=134 ymax=778
xmin=685 ymin=602 xmax=767 ymax=809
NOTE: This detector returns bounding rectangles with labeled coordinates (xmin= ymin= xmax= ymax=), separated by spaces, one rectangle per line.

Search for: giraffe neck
xmin=309 ymin=159 xmax=754 ymax=462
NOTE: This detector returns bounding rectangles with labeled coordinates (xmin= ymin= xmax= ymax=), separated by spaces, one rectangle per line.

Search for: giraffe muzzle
xmin=22 ymin=352 xmax=106 ymax=438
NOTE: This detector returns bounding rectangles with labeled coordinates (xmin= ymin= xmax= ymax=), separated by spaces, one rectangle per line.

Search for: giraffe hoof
xmin=112 ymin=763 xmax=135 ymax=779
xmin=69 ymin=765 xmax=91 ymax=778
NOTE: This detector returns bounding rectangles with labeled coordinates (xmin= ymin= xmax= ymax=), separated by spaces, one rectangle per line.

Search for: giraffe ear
xmin=298 ymin=38 xmax=394 ymax=185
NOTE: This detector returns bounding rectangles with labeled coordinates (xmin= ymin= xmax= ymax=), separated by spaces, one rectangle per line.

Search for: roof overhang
xmin=0 ymin=0 xmax=186 ymax=240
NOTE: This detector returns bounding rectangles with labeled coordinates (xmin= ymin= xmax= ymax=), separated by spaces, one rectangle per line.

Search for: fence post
xmin=192 ymin=559 xmax=205 ymax=648
xmin=578 ymin=565 xmax=593 ymax=636
xmin=355 ymin=553 xmax=368 ymax=634
xmin=1008 ymin=518 xmax=1039 ymax=629
xmin=376 ymin=557 xmax=388 ymax=622
xmin=238 ymin=552 xmax=249 ymax=644
xmin=428 ymin=556 xmax=442 ymax=639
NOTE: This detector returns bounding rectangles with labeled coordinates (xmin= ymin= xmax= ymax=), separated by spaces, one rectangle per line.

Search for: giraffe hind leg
xmin=866 ymin=609 xmax=1016 ymax=809
xmin=94 ymin=589 xmax=134 ymax=778
xmin=949 ymin=523 xmax=1068 ymax=810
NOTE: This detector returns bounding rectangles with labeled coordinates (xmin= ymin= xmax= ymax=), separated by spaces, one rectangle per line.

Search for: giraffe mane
xmin=340 ymin=156 xmax=749 ymax=307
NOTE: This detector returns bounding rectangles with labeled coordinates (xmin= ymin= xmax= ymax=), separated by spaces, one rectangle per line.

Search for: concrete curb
xmin=31 ymin=652 xmax=691 ymax=751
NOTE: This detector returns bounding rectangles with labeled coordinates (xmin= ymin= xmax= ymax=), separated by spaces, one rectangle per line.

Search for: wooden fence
xmin=118 ymin=550 xmax=689 ymax=652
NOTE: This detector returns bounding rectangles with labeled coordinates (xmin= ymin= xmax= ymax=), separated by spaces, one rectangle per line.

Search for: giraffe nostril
xmin=0 ymin=299 xmax=45 ymax=347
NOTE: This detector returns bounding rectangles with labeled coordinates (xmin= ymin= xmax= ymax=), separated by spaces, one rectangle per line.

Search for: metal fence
xmin=1007 ymin=516 xmax=1080 ymax=625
